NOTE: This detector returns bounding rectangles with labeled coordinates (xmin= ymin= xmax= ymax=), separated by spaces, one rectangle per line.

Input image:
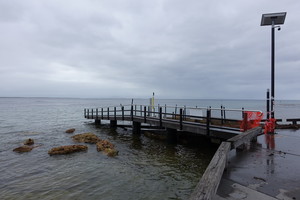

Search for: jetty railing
xmin=84 ymin=104 xmax=263 ymax=133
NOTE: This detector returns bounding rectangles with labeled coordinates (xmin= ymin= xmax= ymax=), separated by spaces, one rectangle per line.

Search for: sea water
xmin=0 ymin=97 xmax=299 ymax=200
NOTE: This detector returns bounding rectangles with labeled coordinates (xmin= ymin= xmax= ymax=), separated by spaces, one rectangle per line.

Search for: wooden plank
xmin=189 ymin=142 xmax=231 ymax=200
xmin=227 ymin=127 xmax=262 ymax=149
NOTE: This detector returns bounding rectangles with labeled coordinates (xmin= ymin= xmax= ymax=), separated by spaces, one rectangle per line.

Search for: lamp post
xmin=261 ymin=12 xmax=286 ymax=120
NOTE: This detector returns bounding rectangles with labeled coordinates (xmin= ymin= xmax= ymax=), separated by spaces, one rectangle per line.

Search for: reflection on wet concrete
xmin=265 ymin=134 xmax=275 ymax=150
xmin=265 ymin=134 xmax=275 ymax=175
xmin=218 ymin=129 xmax=300 ymax=200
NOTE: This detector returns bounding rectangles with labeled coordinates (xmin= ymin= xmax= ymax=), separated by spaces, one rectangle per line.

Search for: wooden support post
xmin=95 ymin=119 xmax=101 ymax=125
xmin=180 ymin=108 xmax=183 ymax=130
xmin=242 ymin=107 xmax=244 ymax=118
xmin=96 ymin=108 xmax=98 ymax=120
xmin=87 ymin=109 xmax=89 ymax=119
xmin=110 ymin=120 xmax=117 ymax=128
xmin=140 ymin=105 xmax=142 ymax=116
xmin=84 ymin=109 xmax=86 ymax=118
xmin=206 ymin=109 xmax=211 ymax=136
xmin=107 ymin=107 xmax=109 ymax=120
xmin=166 ymin=128 xmax=177 ymax=144
xmin=223 ymin=106 xmax=226 ymax=122
xmin=242 ymin=112 xmax=248 ymax=132
xmin=144 ymin=106 xmax=147 ymax=123
xmin=114 ymin=107 xmax=117 ymax=121
xmin=101 ymin=108 xmax=103 ymax=120
xmin=135 ymin=105 xmax=137 ymax=116
xmin=159 ymin=107 xmax=162 ymax=127
xmin=164 ymin=104 xmax=167 ymax=118
xmin=132 ymin=121 xmax=141 ymax=134
xmin=91 ymin=109 xmax=93 ymax=119
xmin=131 ymin=105 xmax=134 ymax=121
xmin=221 ymin=105 xmax=224 ymax=125
xmin=122 ymin=106 xmax=124 ymax=121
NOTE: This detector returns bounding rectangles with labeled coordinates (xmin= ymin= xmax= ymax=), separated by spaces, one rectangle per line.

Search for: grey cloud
xmin=1 ymin=0 xmax=300 ymax=99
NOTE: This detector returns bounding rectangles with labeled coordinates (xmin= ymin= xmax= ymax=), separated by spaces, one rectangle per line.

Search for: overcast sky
xmin=0 ymin=0 xmax=299 ymax=99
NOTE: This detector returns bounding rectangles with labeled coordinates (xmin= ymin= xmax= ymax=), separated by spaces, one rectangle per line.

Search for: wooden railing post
xmin=87 ymin=109 xmax=89 ymax=119
xmin=164 ymin=104 xmax=167 ymax=118
xmin=91 ymin=109 xmax=93 ymax=119
xmin=223 ymin=106 xmax=226 ymax=122
xmin=114 ymin=107 xmax=117 ymax=121
xmin=144 ymin=106 xmax=147 ymax=123
xmin=221 ymin=105 xmax=224 ymax=125
xmin=206 ymin=109 xmax=211 ymax=136
xmin=180 ymin=108 xmax=183 ymax=130
xmin=122 ymin=106 xmax=124 ymax=121
xmin=101 ymin=108 xmax=103 ymax=119
xmin=96 ymin=108 xmax=98 ymax=120
xmin=159 ymin=106 xmax=162 ymax=127
xmin=107 ymin=107 xmax=109 ymax=120
xmin=84 ymin=109 xmax=86 ymax=118
xmin=242 ymin=112 xmax=248 ymax=132
xmin=131 ymin=105 xmax=134 ymax=121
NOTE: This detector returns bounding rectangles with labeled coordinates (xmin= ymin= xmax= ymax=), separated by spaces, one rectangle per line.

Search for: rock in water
xmin=65 ymin=128 xmax=75 ymax=133
xmin=13 ymin=146 xmax=34 ymax=153
xmin=24 ymin=138 xmax=34 ymax=145
xmin=96 ymin=140 xmax=118 ymax=157
xmin=72 ymin=133 xmax=100 ymax=144
xmin=48 ymin=145 xmax=88 ymax=156
xmin=104 ymin=148 xmax=119 ymax=157
xmin=96 ymin=140 xmax=115 ymax=151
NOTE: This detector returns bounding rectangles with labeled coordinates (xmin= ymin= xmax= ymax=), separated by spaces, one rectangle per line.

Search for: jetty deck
xmin=84 ymin=104 xmax=261 ymax=140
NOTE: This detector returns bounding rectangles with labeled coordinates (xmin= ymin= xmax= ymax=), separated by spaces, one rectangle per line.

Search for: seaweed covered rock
xmin=48 ymin=145 xmax=88 ymax=156
xmin=71 ymin=132 xmax=100 ymax=144
xmin=96 ymin=140 xmax=114 ymax=151
xmin=104 ymin=148 xmax=119 ymax=157
xmin=96 ymin=140 xmax=118 ymax=157
xmin=65 ymin=128 xmax=76 ymax=133
xmin=13 ymin=145 xmax=34 ymax=153
xmin=24 ymin=138 xmax=34 ymax=145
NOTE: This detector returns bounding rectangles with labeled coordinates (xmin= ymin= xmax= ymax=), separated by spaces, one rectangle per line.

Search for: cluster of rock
xmin=96 ymin=140 xmax=118 ymax=157
xmin=13 ymin=138 xmax=36 ymax=153
xmin=71 ymin=132 xmax=119 ymax=157
xmin=48 ymin=145 xmax=88 ymax=156
xmin=13 ymin=129 xmax=118 ymax=157
xmin=71 ymin=132 xmax=100 ymax=144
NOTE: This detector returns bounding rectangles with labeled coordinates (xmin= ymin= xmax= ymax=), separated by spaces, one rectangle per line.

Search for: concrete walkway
xmin=215 ymin=129 xmax=300 ymax=200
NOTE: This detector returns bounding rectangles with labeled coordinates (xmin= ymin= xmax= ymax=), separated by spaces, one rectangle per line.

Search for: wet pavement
xmin=216 ymin=129 xmax=300 ymax=200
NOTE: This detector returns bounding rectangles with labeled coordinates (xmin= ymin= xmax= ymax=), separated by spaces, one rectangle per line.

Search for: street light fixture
xmin=261 ymin=12 xmax=287 ymax=121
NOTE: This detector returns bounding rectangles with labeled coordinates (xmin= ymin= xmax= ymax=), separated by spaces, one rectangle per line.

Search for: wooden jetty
xmin=84 ymin=104 xmax=264 ymax=200
xmin=84 ymin=104 xmax=262 ymax=140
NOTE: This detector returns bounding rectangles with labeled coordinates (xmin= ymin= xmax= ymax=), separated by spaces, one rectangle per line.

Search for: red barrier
xmin=240 ymin=111 xmax=263 ymax=132
xmin=264 ymin=118 xmax=276 ymax=134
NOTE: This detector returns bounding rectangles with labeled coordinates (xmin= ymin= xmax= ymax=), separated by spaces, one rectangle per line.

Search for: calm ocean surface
xmin=1 ymin=97 xmax=300 ymax=200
